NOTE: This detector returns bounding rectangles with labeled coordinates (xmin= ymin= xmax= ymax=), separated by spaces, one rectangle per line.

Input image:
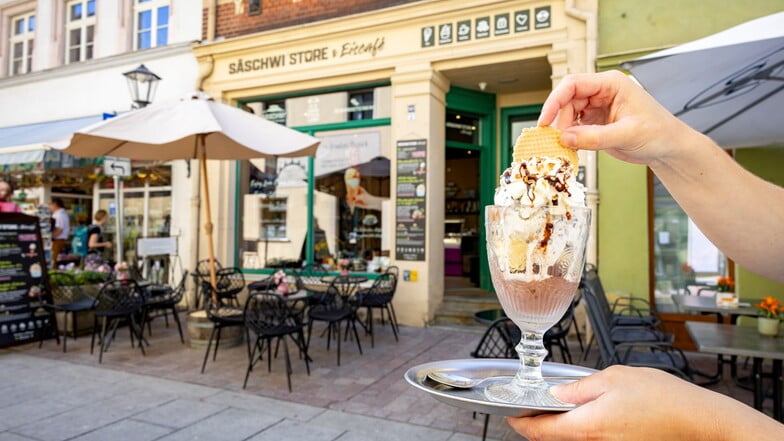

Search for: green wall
xmin=596 ymin=152 xmax=649 ymax=298
xmin=597 ymin=1 xmax=783 ymax=70
xmin=734 ymin=147 xmax=784 ymax=302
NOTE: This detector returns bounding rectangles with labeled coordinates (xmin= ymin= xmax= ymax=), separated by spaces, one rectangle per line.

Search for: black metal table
xmin=686 ymin=321 xmax=783 ymax=421
xmin=672 ymin=295 xmax=761 ymax=324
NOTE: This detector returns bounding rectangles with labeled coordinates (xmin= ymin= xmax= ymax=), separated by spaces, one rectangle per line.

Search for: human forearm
xmin=649 ymin=128 xmax=784 ymax=283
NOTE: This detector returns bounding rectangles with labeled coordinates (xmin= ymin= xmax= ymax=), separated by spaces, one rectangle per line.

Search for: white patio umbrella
xmin=56 ymin=92 xmax=320 ymax=293
xmin=623 ymin=12 xmax=784 ymax=148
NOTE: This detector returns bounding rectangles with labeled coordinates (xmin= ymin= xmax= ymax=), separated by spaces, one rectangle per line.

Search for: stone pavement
xmin=0 ymin=310 xmax=769 ymax=441
xmin=0 ymin=352 xmax=493 ymax=441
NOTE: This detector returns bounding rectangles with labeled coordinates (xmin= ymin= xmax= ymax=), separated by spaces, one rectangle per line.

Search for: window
xmin=65 ymin=0 xmax=96 ymax=63
xmin=446 ymin=112 xmax=479 ymax=144
xmin=650 ymin=174 xmax=728 ymax=306
xmin=347 ymin=90 xmax=374 ymax=120
xmin=239 ymin=86 xmax=391 ymax=272
xmin=97 ymin=165 xmax=172 ymax=261
xmin=9 ymin=12 xmax=35 ymax=75
xmin=134 ymin=0 xmax=169 ymax=49
xmin=261 ymin=100 xmax=286 ymax=125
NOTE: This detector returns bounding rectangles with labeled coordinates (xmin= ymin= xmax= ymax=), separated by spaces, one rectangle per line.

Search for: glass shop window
xmin=446 ymin=112 xmax=479 ymax=144
xmin=347 ymin=90 xmax=374 ymax=120
xmin=651 ymin=174 xmax=728 ymax=309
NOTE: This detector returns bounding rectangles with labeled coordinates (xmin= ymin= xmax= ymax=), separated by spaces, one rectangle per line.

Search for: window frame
xmin=8 ymin=10 xmax=35 ymax=76
xmin=133 ymin=0 xmax=170 ymax=50
xmin=64 ymin=0 xmax=96 ymax=64
xmin=646 ymin=167 xmax=734 ymax=309
xmin=236 ymin=83 xmax=391 ymax=275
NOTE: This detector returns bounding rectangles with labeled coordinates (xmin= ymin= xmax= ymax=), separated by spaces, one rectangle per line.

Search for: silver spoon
xmin=427 ymin=371 xmax=582 ymax=389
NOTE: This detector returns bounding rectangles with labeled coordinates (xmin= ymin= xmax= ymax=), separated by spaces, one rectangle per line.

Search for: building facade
xmin=595 ymin=0 xmax=784 ymax=341
xmin=0 ymin=0 xmax=203 ymax=281
xmin=195 ymin=0 xmax=599 ymax=326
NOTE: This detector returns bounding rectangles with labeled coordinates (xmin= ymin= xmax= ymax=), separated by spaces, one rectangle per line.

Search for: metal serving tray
xmin=404 ymin=359 xmax=596 ymax=417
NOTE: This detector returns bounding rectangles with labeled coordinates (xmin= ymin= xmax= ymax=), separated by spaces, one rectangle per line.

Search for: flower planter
xmin=55 ymin=284 xmax=100 ymax=337
xmin=757 ymin=317 xmax=780 ymax=337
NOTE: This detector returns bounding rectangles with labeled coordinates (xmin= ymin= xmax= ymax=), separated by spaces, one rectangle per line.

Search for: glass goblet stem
xmin=514 ymin=330 xmax=549 ymax=389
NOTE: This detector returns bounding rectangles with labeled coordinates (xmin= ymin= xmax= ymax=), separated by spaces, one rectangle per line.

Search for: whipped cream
xmin=494 ymin=156 xmax=585 ymax=211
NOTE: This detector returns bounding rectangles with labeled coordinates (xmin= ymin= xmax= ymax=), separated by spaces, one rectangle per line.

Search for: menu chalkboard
xmin=0 ymin=213 xmax=55 ymax=347
xmin=395 ymin=139 xmax=427 ymax=261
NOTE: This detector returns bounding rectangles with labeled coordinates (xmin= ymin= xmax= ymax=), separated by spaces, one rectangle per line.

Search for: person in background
xmin=49 ymin=198 xmax=70 ymax=267
xmin=507 ymin=70 xmax=784 ymax=441
xmin=86 ymin=209 xmax=112 ymax=265
xmin=0 ymin=180 xmax=21 ymax=213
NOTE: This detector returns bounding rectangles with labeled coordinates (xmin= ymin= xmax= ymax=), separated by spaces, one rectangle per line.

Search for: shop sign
xmin=475 ymin=17 xmax=491 ymax=39
xmin=495 ymin=13 xmax=510 ymax=35
xmin=228 ymin=37 xmax=386 ymax=75
xmin=457 ymin=20 xmax=471 ymax=42
xmin=422 ymin=26 xmax=435 ymax=47
xmin=420 ymin=5 xmax=553 ymax=47
xmin=438 ymin=23 xmax=452 ymax=45
xmin=534 ymin=6 xmax=552 ymax=29
xmin=0 ymin=213 xmax=55 ymax=348
xmin=514 ymin=10 xmax=531 ymax=32
xmin=395 ymin=139 xmax=427 ymax=261
xmin=250 ymin=172 xmax=277 ymax=195
xmin=315 ymin=131 xmax=381 ymax=177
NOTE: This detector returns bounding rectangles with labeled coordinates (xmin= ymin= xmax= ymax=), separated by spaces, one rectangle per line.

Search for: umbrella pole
xmin=199 ymin=137 xmax=218 ymax=301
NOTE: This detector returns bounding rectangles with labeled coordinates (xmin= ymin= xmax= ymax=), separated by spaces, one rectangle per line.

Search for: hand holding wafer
xmin=536 ymin=70 xmax=691 ymax=165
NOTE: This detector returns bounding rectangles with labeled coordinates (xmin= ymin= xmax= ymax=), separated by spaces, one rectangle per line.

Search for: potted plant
xmin=48 ymin=268 xmax=110 ymax=336
xmin=756 ymin=296 xmax=781 ymax=337
xmin=715 ymin=276 xmax=737 ymax=307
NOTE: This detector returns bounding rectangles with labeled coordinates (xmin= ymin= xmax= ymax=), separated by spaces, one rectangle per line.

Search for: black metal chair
xmin=544 ymin=299 xmax=577 ymax=364
xmin=581 ymin=266 xmax=669 ymax=361
xmin=142 ymin=270 xmax=189 ymax=343
xmin=41 ymin=271 xmax=96 ymax=352
xmin=583 ymin=265 xmax=659 ymax=327
xmin=90 ymin=279 xmax=146 ymax=363
xmin=214 ymin=267 xmax=245 ymax=307
xmin=470 ymin=318 xmax=520 ymax=441
xmin=582 ymin=285 xmax=700 ymax=382
xmin=306 ymin=275 xmax=363 ymax=366
xmin=355 ymin=273 xmax=399 ymax=347
xmin=192 ymin=258 xmax=223 ymax=309
xmin=243 ymin=291 xmax=310 ymax=392
xmin=200 ymin=280 xmax=246 ymax=373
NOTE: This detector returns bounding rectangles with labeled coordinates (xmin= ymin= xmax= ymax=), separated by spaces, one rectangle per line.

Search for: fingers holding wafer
xmin=513 ymin=126 xmax=579 ymax=166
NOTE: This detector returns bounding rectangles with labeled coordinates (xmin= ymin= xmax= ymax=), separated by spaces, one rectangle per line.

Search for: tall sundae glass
xmin=485 ymin=126 xmax=590 ymax=407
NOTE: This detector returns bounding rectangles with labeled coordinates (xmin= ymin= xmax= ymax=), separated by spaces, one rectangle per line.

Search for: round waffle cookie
xmin=512 ymin=126 xmax=579 ymax=166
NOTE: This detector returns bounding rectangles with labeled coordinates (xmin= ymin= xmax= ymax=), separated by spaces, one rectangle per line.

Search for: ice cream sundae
xmin=484 ymin=126 xmax=591 ymax=406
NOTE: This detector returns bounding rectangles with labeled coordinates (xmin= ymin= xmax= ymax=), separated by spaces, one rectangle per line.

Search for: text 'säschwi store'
xmin=195 ymin=1 xmax=598 ymax=327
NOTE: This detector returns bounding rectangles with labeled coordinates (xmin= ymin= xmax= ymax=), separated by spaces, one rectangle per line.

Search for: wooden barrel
xmin=186 ymin=310 xmax=243 ymax=349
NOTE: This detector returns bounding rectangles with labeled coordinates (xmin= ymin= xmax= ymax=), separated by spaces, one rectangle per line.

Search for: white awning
xmin=0 ymin=114 xmax=107 ymax=168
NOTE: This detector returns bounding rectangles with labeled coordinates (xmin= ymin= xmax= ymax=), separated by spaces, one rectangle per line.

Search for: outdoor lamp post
xmin=113 ymin=64 xmax=161 ymax=265
xmin=123 ymin=64 xmax=161 ymax=109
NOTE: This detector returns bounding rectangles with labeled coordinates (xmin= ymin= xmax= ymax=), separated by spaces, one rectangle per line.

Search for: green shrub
xmin=48 ymin=270 xmax=109 ymax=286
